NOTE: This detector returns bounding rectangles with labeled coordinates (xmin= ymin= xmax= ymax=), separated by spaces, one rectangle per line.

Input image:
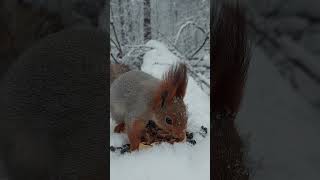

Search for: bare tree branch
xmin=155 ymin=30 xmax=210 ymax=94
xmin=174 ymin=21 xmax=207 ymax=46
xmin=111 ymin=38 xmax=121 ymax=52
xmin=189 ymin=33 xmax=209 ymax=58
xmin=111 ymin=53 xmax=120 ymax=64
xmin=110 ymin=6 xmax=123 ymax=58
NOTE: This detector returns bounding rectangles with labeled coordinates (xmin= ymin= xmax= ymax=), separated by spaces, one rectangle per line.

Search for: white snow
xmin=110 ymin=40 xmax=210 ymax=180
xmin=237 ymin=47 xmax=320 ymax=180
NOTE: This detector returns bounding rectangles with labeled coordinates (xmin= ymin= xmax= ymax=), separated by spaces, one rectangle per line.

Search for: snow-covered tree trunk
xmin=119 ymin=0 xmax=126 ymax=45
xmin=127 ymin=0 xmax=134 ymax=43
xmin=143 ymin=0 xmax=151 ymax=43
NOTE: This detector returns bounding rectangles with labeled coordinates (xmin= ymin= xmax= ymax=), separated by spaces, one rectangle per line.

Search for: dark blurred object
xmin=246 ymin=0 xmax=320 ymax=107
xmin=212 ymin=1 xmax=251 ymax=180
xmin=0 ymin=0 xmax=107 ymax=80
xmin=18 ymin=0 xmax=106 ymax=27
xmin=0 ymin=21 xmax=108 ymax=180
xmin=73 ymin=0 xmax=106 ymax=26
xmin=199 ymin=126 xmax=207 ymax=137
xmin=0 ymin=0 xmax=110 ymax=179
xmin=0 ymin=0 xmax=64 ymax=79
xmin=186 ymin=131 xmax=193 ymax=139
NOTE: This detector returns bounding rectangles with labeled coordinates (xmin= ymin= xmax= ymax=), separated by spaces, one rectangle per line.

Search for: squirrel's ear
xmin=161 ymin=91 xmax=168 ymax=108
xmin=164 ymin=63 xmax=188 ymax=99
xmin=153 ymin=63 xmax=188 ymax=110
xmin=153 ymin=89 xmax=169 ymax=110
xmin=175 ymin=63 xmax=188 ymax=98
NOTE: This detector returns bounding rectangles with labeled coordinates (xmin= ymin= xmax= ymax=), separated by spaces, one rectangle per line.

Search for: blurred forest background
xmin=245 ymin=0 xmax=320 ymax=108
xmin=237 ymin=0 xmax=320 ymax=180
xmin=109 ymin=0 xmax=209 ymax=55
xmin=108 ymin=0 xmax=210 ymax=93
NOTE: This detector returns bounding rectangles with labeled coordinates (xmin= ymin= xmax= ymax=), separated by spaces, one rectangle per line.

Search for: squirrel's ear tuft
xmin=163 ymin=63 xmax=188 ymax=99
xmin=173 ymin=63 xmax=188 ymax=98
xmin=161 ymin=90 xmax=168 ymax=108
xmin=152 ymin=63 xmax=188 ymax=109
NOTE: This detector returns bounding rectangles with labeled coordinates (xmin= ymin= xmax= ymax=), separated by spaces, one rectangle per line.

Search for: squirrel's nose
xmin=175 ymin=131 xmax=186 ymax=142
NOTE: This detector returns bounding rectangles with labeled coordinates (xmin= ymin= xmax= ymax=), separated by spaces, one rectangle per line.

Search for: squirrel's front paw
xmin=139 ymin=143 xmax=153 ymax=150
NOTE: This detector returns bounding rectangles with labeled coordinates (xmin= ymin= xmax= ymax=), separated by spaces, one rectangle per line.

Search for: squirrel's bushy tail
xmin=110 ymin=63 xmax=131 ymax=84
xmin=212 ymin=1 xmax=251 ymax=180
xmin=212 ymin=1 xmax=250 ymax=115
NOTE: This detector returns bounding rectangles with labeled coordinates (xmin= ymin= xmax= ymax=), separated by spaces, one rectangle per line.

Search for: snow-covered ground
xmin=237 ymin=47 xmax=320 ymax=180
xmin=110 ymin=40 xmax=210 ymax=180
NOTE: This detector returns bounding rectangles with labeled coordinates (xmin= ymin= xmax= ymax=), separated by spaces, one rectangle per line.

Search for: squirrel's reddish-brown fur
xmin=110 ymin=63 xmax=188 ymax=151
xmin=152 ymin=63 xmax=188 ymax=110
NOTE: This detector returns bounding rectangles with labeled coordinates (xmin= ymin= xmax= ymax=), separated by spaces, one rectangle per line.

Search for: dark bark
xmin=127 ymin=0 xmax=134 ymax=42
xmin=143 ymin=0 xmax=151 ymax=43
xmin=119 ymin=0 xmax=126 ymax=45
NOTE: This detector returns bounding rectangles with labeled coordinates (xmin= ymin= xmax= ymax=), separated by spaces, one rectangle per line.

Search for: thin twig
xmin=110 ymin=6 xmax=123 ymax=57
xmin=155 ymin=30 xmax=210 ymax=92
xmin=189 ymin=34 xmax=209 ymax=58
xmin=111 ymin=38 xmax=121 ymax=51
xmin=174 ymin=21 xmax=207 ymax=46
xmin=111 ymin=53 xmax=120 ymax=64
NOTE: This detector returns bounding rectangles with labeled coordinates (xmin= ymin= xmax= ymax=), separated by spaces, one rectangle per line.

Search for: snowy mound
xmin=110 ymin=40 xmax=210 ymax=180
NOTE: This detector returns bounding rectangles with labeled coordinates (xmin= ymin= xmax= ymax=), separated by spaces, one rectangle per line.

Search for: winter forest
xmin=109 ymin=0 xmax=210 ymax=94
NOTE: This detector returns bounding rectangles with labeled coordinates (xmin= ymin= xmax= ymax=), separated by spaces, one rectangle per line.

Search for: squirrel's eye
xmin=165 ymin=116 xmax=172 ymax=125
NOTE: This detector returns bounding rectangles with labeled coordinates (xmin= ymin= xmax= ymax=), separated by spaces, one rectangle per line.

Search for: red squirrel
xmin=110 ymin=63 xmax=188 ymax=151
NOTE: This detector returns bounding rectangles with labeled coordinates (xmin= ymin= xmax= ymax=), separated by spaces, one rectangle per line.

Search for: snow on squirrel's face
xmin=152 ymin=97 xmax=188 ymax=142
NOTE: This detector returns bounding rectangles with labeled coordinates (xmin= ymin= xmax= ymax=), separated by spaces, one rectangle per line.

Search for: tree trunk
xmin=143 ymin=0 xmax=151 ymax=43
xmin=127 ymin=0 xmax=134 ymax=43
xmin=119 ymin=0 xmax=126 ymax=45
